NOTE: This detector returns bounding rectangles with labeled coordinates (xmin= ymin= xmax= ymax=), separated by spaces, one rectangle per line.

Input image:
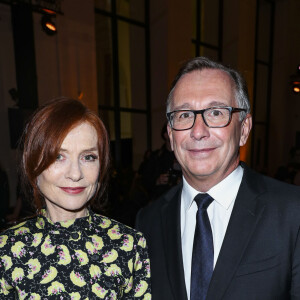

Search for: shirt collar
xmin=182 ymin=165 xmax=244 ymax=212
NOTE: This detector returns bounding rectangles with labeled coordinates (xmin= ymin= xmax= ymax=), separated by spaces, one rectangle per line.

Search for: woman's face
xmin=37 ymin=122 xmax=100 ymax=222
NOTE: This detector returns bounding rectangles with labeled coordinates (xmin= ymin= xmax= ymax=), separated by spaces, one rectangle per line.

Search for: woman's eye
xmin=83 ymin=154 xmax=98 ymax=162
xmin=56 ymin=154 xmax=64 ymax=161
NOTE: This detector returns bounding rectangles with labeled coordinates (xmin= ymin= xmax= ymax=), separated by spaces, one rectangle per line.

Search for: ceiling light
xmin=41 ymin=14 xmax=57 ymax=36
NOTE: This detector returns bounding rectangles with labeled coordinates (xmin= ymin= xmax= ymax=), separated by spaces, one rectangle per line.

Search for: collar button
xmin=71 ymin=232 xmax=79 ymax=239
xmin=91 ymin=254 xmax=100 ymax=261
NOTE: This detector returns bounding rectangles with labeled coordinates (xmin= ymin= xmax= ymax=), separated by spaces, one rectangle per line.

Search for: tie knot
xmin=194 ymin=193 xmax=213 ymax=210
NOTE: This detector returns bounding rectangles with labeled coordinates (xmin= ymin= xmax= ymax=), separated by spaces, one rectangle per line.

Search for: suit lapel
xmin=161 ymin=185 xmax=188 ymax=300
xmin=207 ymin=164 xmax=266 ymax=299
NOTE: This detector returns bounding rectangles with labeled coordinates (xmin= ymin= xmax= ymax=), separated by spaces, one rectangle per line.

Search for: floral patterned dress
xmin=0 ymin=210 xmax=151 ymax=299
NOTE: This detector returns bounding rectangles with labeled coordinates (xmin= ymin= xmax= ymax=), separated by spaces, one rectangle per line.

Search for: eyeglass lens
xmin=171 ymin=107 xmax=231 ymax=129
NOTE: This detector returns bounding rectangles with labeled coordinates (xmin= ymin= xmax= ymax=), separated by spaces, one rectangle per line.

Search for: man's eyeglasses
xmin=166 ymin=106 xmax=247 ymax=131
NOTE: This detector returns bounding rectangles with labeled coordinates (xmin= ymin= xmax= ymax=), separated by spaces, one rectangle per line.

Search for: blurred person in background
xmin=135 ymin=122 xmax=181 ymax=202
xmin=129 ymin=123 xmax=181 ymax=226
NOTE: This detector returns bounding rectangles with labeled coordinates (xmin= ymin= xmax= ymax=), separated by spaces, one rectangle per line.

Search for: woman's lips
xmin=60 ymin=187 xmax=86 ymax=194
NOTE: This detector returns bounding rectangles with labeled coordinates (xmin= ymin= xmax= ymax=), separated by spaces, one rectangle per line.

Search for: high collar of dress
xmin=37 ymin=208 xmax=94 ymax=232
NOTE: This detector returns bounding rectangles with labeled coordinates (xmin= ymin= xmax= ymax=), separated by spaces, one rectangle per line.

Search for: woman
xmin=0 ymin=98 xmax=151 ymax=299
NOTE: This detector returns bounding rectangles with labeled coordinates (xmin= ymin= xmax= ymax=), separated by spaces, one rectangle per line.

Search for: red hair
xmin=20 ymin=97 xmax=110 ymax=211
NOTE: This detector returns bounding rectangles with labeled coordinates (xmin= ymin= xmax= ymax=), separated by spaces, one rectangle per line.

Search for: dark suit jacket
xmin=135 ymin=163 xmax=300 ymax=300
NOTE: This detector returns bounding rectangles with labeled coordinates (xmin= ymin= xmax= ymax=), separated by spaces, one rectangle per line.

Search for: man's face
xmin=167 ymin=69 xmax=252 ymax=191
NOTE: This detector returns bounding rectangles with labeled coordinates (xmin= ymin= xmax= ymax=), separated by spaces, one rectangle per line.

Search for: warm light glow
xmin=43 ymin=8 xmax=56 ymax=15
xmin=78 ymin=92 xmax=83 ymax=100
xmin=42 ymin=8 xmax=56 ymax=15
xmin=293 ymin=86 xmax=300 ymax=93
xmin=41 ymin=15 xmax=57 ymax=35
xmin=45 ymin=22 xmax=56 ymax=32
xmin=240 ymin=143 xmax=251 ymax=164
xmin=292 ymin=81 xmax=300 ymax=93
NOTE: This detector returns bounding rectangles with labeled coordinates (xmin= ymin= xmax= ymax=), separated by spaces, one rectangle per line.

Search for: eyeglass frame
xmin=166 ymin=106 xmax=247 ymax=131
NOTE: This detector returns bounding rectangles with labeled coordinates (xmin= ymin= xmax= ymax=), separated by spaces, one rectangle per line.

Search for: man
xmin=135 ymin=57 xmax=300 ymax=300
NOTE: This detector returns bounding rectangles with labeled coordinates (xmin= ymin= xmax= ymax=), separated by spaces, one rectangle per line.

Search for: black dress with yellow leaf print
xmin=0 ymin=210 xmax=151 ymax=299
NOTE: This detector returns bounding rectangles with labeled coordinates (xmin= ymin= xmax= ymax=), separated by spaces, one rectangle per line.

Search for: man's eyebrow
xmin=208 ymin=101 xmax=228 ymax=107
xmin=172 ymin=103 xmax=193 ymax=110
xmin=172 ymin=101 xmax=228 ymax=110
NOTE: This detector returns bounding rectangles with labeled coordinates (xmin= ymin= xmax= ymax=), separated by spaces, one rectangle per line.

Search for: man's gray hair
xmin=166 ymin=57 xmax=251 ymax=121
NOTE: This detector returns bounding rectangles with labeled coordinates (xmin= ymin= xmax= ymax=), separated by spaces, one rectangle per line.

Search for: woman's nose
xmin=65 ymin=160 xmax=83 ymax=181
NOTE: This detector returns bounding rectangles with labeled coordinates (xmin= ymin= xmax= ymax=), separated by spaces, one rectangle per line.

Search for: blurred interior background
xmin=0 ymin=0 xmax=299 ymax=226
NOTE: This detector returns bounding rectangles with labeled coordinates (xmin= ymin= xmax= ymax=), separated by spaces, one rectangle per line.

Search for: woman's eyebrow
xmin=59 ymin=147 xmax=98 ymax=152
xmin=82 ymin=147 xmax=98 ymax=152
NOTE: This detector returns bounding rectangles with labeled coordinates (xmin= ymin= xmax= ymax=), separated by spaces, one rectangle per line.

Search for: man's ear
xmin=167 ymin=123 xmax=174 ymax=151
xmin=239 ymin=114 xmax=252 ymax=147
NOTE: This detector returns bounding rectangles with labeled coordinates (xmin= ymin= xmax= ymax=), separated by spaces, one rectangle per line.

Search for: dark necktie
xmin=190 ymin=193 xmax=214 ymax=300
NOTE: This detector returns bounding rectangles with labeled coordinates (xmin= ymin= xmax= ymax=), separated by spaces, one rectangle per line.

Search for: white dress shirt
xmin=181 ymin=165 xmax=244 ymax=300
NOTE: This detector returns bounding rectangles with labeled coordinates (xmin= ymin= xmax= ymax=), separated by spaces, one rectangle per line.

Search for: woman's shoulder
xmin=0 ymin=217 xmax=39 ymax=250
xmin=92 ymin=213 xmax=146 ymax=240
xmin=1 ymin=216 xmax=38 ymax=234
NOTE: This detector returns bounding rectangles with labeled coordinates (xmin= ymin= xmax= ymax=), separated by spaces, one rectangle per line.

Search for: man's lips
xmin=60 ymin=187 xmax=86 ymax=194
xmin=187 ymin=147 xmax=217 ymax=158
xmin=188 ymin=147 xmax=216 ymax=153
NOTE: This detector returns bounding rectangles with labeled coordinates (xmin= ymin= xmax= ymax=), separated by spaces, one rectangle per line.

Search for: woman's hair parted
xmin=19 ymin=97 xmax=110 ymax=212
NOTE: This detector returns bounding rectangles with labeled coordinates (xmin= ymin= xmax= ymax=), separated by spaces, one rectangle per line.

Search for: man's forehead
xmin=171 ymin=69 xmax=236 ymax=107
xmin=176 ymin=68 xmax=233 ymax=86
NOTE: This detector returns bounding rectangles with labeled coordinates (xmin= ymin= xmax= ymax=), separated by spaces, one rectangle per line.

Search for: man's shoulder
xmin=135 ymin=184 xmax=181 ymax=229
xmin=242 ymin=163 xmax=300 ymax=202
xmin=141 ymin=184 xmax=181 ymax=212
xmin=262 ymin=175 xmax=300 ymax=202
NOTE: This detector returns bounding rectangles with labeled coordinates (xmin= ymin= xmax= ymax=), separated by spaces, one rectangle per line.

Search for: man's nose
xmin=190 ymin=113 xmax=210 ymax=140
